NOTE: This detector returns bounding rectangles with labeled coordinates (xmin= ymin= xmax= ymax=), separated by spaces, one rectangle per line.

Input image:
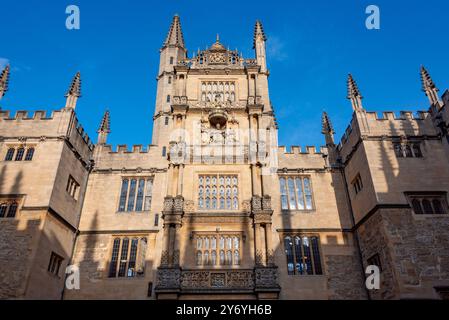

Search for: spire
xmin=97 ymin=110 xmax=111 ymax=145
xmin=163 ymin=14 xmax=185 ymax=48
xmin=0 ymin=65 xmax=10 ymax=100
xmin=321 ymin=111 xmax=335 ymax=145
xmin=347 ymin=74 xmax=364 ymax=111
xmin=253 ymin=20 xmax=267 ymax=49
xmin=64 ymin=72 xmax=81 ymax=109
xmin=420 ymin=65 xmax=441 ymax=107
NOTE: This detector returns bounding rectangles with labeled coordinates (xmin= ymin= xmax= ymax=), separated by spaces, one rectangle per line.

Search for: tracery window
xmin=108 ymin=236 xmax=148 ymax=278
xmin=279 ymin=176 xmax=313 ymax=211
xmin=195 ymin=234 xmax=240 ymax=266
xmin=201 ymin=81 xmax=236 ymax=103
xmin=283 ymin=235 xmax=323 ymax=275
xmin=118 ymin=178 xmax=153 ymax=212
xmin=198 ymin=175 xmax=238 ymax=210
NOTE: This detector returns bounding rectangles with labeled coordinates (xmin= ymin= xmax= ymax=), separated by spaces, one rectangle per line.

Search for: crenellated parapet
xmin=277 ymin=145 xmax=329 ymax=171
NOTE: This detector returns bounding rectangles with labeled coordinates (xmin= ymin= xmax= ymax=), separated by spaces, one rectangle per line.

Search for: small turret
xmin=347 ymin=74 xmax=364 ymax=111
xmin=64 ymin=72 xmax=81 ymax=109
xmin=97 ymin=110 xmax=111 ymax=145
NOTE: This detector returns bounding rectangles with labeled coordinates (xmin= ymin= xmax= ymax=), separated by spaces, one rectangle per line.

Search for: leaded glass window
xmin=198 ymin=175 xmax=239 ymax=210
xmin=279 ymin=176 xmax=314 ymax=211
xmin=195 ymin=234 xmax=241 ymax=266
xmin=284 ymin=235 xmax=323 ymax=276
xmin=118 ymin=178 xmax=154 ymax=212
xmin=108 ymin=237 xmax=147 ymax=278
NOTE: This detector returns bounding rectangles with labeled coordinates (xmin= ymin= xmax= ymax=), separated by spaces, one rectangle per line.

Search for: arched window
xmin=196 ymin=251 xmax=202 ymax=266
xmin=422 ymin=199 xmax=434 ymax=214
xmin=204 ymin=251 xmax=209 ymax=265
xmin=226 ymin=251 xmax=232 ymax=265
xmin=25 ymin=148 xmax=35 ymax=161
xmin=5 ymin=148 xmax=15 ymax=161
xmin=15 ymin=148 xmax=25 ymax=161
xmin=284 ymin=236 xmax=294 ymax=275
xmin=234 ymin=250 xmax=240 ymax=265
xmin=0 ymin=203 xmax=8 ymax=218
xmin=197 ymin=237 xmax=202 ymax=249
xmin=412 ymin=199 xmax=423 ymax=215
xmin=219 ymin=250 xmax=225 ymax=265
xmin=211 ymin=251 xmax=217 ymax=265
xmin=211 ymin=237 xmax=216 ymax=250
xmin=204 ymin=237 xmax=209 ymax=250
xmin=7 ymin=202 xmax=18 ymax=218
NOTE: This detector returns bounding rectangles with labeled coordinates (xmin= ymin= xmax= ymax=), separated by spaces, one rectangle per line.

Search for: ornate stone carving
xmin=173 ymin=196 xmax=184 ymax=212
xmin=163 ymin=197 xmax=174 ymax=212
xmin=160 ymin=250 xmax=169 ymax=266
xmin=156 ymin=268 xmax=181 ymax=289
xmin=255 ymin=249 xmax=264 ymax=265
xmin=262 ymin=195 xmax=272 ymax=210
xmin=210 ymin=273 xmax=226 ymax=288
xmin=251 ymin=196 xmax=262 ymax=211
xmin=183 ymin=200 xmax=195 ymax=212
xmin=242 ymin=200 xmax=251 ymax=212
xmin=181 ymin=271 xmax=210 ymax=288
xmin=172 ymin=250 xmax=180 ymax=266
xmin=254 ymin=267 xmax=280 ymax=289
xmin=180 ymin=270 xmax=255 ymax=290
xmin=266 ymin=250 xmax=275 ymax=266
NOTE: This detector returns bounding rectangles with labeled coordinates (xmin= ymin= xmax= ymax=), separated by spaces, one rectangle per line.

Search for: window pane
xmin=294 ymin=236 xmax=304 ymax=275
xmin=219 ymin=250 xmax=225 ymax=265
xmin=6 ymin=203 xmax=17 ymax=218
xmin=219 ymin=237 xmax=224 ymax=249
xmin=432 ymin=199 xmax=446 ymax=214
xmin=393 ymin=144 xmax=403 ymax=158
xmin=280 ymin=178 xmax=288 ymax=210
xmin=118 ymin=238 xmax=129 ymax=277
xmin=144 ymin=179 xmax=153 ymax=211
xmin=118 ymin=179 xmax=129 ymax=212
xmin=288 ymin=178 xmax=297 ymax=210
xmin=422 ymin=199 xmax=434 ymax=214
xmin=196 ymin=251 xmax=202 ymax=266
xmin=302 ymin=237 xmax=313 ymax=275
xmin=303 ymin=178 xmax=313 ymax=210
xmin=0 ymin=204 xmax=7 ymax=218
xmin=211 ymin=237 xmax=216 ymax=249
xmin=135 ymin=179 xmax=145 ymax=211
xmin=108 ymin=238 xmax=121 ymax=277
xmin=197 ymin=238 xmax=202 ymax=249
xmin=234 ymin=250 xmax=240 ymax=265
xmin=295 ymin=178 xmax=305 ymax=210
xmin=211 ymin=251 xmax=217 ymax=265
xmin=127 ymin=239 xmax=138 ymax=277
xmin=204 ymin=251 xmax=209 ymax=265
xmin=412 ymin=144 xmax=423 ymax=158
xmin=404 ymin=145 xmax=413 ymax=158
xmin=412 ymin=199 xmax=423 ymax=214
xmin=5 ymin=148 xmax=14 ymax=161
xmin=25 ymin=148 xmax=35 ymax=161
xmin=226 ymin=251 xmax=232 ymax=265
xmin=15 ymin=148 xmax=24 ymax=161
xmin=311 ymin=237 xmax=322 ymax=275
xmin=127 ymin=179 xmax=137 ymax=211
xmin=284 ymin=237 xmax=294 ymax=275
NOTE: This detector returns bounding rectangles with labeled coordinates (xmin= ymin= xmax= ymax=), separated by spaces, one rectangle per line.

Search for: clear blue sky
xmin=1 ymin=0 xmax=448 ymax=148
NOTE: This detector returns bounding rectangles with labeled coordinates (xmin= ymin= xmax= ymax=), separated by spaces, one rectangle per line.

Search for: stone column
xmin=177 ymin=164 xmax=184 ymax=196
xmin=265 ymin=223 xmax=273 ymax=265
xmin=172 ymin=165 xmax=179 ymax=196
xmin=169 ymin=224 xmax=176 ymax=265
xmin=254 ymin=223 xmax=263 ymax=266
xmin=162 ymin=224 xmax=171 ymax=265
xmin=166 ymin=164 xmax=174 ymax=196
xmin=173 ymin=224 xmax=181 ymax=266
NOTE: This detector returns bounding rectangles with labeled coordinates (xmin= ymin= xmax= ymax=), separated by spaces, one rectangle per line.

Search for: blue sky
xmin=0 ymin=0 xmax=448 ymax=148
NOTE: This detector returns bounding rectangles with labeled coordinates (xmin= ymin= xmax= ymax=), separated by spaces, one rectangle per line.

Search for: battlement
xmin=101 ymin=144 xmax=155 ymax=154
xmin=0 ymin=109 xmax=62 ymax=120
xmin=364 ymin=111 xmax=429 ymax=121
xmin=278 ymin=145 xmax=327 ymax=155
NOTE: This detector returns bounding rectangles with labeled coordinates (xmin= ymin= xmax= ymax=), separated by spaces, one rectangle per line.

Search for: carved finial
xmin=253 ymin=20 xmax=267 ymax=49
xmin=216 ymin=33 xmax=220 ymax=42
xmin=347 ymin=74 xmax=363 ymax=111
xmin=163 ymin=14 xmax=185 ymax=48
xmin=64 ymin=72 xmax=81 ymax=109
xmin=322 ymin=111 xmax=335 ymax=145
xmin=97 ymin=110 xmax=111 ymax=145
xmin=420 ymin=65 xmax=441 ymax=108
xmin=0 ymin=65 xmax=10 ymax=100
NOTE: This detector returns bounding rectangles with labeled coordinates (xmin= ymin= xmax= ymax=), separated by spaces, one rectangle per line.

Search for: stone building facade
xmin=0 ymin=15 xmax=448 ymax=300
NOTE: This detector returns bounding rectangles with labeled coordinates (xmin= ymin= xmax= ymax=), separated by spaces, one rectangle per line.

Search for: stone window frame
xmin=0 ymin=195 xmax=23 ymax=219
xmin=66 ymin=175 xmax=80 ymax=200
xmin=198 ymin=79 xmax=238 ymax=104
xmin=107 ymin=235 xmax=148 ymax=279
xmin=3 ymin=144 xmax=37 ymax=162
xmin=278 ymin=175 xmax=315 ymax=212
xmin=192 ymin=231 xmax=243 ymax=268
xmin=281 ymin=233 xmax=324 ymax=276
xmin=47 ymin=251 xmax=64 ymax=277
xmin=351 ymin=173 xmax=363 ymax=196
xmin=393 ymin=140 xmax=423 ymax=159
xmin=196 ymin=173 xmax=240 ymax=211
xmin=405 ymin=191 xmax=449 ymax=216
xmin=117 ymin=176 xmax=154 ymax=213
